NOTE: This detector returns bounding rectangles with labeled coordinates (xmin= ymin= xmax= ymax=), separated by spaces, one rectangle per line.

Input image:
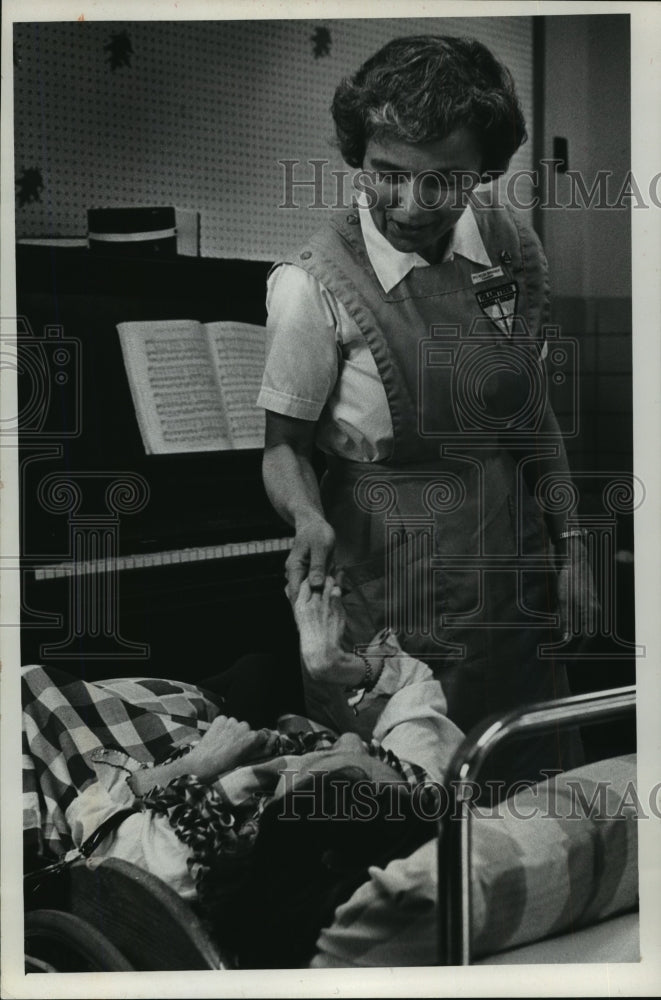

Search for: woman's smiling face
xmin=358 ymin=128 xmax=484 ymax=263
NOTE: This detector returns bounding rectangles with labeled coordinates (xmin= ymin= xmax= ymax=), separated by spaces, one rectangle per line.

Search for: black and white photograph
xmin=2 ymin=1 xmax=660 ymax=996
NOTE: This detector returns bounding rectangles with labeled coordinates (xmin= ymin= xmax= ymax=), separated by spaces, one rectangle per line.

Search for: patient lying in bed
xmin=23 ymin=576 xmax=640 ymax=969
xmin=23 ymin=576 xmax=464 ymax=967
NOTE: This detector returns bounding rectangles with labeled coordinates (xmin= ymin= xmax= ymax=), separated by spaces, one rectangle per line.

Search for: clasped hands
xmin=284 ymin=514 xmax=336 ymax=603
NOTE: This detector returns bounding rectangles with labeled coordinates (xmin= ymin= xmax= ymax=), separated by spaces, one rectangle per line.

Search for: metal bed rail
xmin=436 ymin=684 xmax=637 ymax=965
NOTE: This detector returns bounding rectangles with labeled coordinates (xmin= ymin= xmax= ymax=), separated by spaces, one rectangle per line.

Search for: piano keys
xmin=34 ymin=536 xmax=293 ymax=580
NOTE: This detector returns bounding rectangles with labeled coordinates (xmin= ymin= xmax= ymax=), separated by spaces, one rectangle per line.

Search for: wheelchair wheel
xmin=25 ymin=909 xmax=134 ymax=972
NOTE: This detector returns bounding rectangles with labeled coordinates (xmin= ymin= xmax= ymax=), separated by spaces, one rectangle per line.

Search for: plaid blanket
xmin=22 ymin=664 xmax=226 ymax=857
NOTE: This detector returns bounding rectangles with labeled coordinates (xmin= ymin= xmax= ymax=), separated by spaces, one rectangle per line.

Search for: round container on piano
xmin=88 ymin=207 xmax=177 ymax=257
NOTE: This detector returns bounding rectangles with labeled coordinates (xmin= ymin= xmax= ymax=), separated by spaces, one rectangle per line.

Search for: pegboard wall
xmin=14 ymin=17 xmax=534 ymax=260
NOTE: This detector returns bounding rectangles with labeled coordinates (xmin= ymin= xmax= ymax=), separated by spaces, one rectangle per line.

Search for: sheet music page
xmin=204 ymin=320 xmax=266 ymax=449
xmin=117 ymin=318 xmax=232 ymax=453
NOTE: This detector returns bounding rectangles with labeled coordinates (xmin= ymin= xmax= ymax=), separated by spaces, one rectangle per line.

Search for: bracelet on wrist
xmin=557 ymin=528 xmax=587 ymax=543
xmin=553 ymin=528 xmax=586 ymax=555
xmin=345 ymin=654 xmax=385 ymax=711
xmin=359 ymin=653 xmax=383 ymax=693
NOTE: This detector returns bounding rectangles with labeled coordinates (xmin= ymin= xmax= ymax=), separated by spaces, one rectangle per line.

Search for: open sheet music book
xmin=116 ymin=319 xmax=266 ymax=453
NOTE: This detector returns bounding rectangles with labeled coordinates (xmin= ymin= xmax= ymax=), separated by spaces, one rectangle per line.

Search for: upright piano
xmin=16 ymin=244 xmax=301 ymax=682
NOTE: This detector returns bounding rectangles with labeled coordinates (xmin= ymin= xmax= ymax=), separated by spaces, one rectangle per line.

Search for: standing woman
xmin=259 ymin=36 xmax=597 ymax=787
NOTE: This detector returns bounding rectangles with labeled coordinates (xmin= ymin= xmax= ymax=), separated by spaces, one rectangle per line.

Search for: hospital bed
xmin=24 ymin=685 xmax=638 ymax=971
xmin=439 ymin=684 xmax=638 ymax=966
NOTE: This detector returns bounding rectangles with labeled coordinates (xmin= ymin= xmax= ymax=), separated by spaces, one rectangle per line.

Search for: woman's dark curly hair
xmin=331 ymin=35 xmax=527 ymax=178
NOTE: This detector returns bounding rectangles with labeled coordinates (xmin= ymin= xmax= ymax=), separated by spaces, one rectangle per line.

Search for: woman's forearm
xmin=262 ymin=411 xmax=336 ymax=595
xmin=263 ymin=433 xmax=336 ymax=595
xmin=262 ymin=442 xmax=326 ymax=528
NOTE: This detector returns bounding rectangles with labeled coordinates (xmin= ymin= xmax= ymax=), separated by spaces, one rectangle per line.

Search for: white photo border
xmin=2 ymin=1 xmax=660 ymax=996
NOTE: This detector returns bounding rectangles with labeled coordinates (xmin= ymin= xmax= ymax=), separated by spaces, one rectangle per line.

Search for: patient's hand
xmin=130 ymin=716 xmax=275 ymax=796
xmin=186 ymin=716 xmax=274 ymax=782
xmin=283 ymin=731 xmax=408 ymax=793
xmin=293 ymin=575 xmax=392 ymax=690
xmin=294 ymin=576 xmax=346 ymax=681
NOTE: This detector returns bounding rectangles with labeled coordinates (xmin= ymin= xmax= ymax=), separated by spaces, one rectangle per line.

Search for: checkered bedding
xmin=22 ymin=663 xmax=224 ymax=857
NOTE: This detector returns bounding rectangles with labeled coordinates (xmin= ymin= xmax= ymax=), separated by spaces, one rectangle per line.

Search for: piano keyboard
xmin=34 ymin=536 xmax=293 ymax=581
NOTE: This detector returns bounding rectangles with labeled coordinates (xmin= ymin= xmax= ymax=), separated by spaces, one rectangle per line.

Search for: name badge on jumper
xmin=470 ymin=265 xmax=505 ymax=285
xmin=475 ymin=282 xmax=519 ymax=337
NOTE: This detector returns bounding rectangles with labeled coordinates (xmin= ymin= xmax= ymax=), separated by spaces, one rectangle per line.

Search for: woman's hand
xmin=556 ymin=537 xmax=601 ymax=641
xmin=286 ymin=515 xmax=336 ymax=602
xmin=262 ymin=411 xmax=336 ymax=603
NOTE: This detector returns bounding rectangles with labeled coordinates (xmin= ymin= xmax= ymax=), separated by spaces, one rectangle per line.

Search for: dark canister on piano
xmin=88 ymin=207 xmax=177 ymax=257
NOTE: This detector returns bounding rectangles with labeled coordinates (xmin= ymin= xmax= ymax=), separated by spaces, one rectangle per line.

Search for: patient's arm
xmin=129 ymin=716 xmax=275 ymax=796
xmin=293 ymin=576 xmax=464 ymax=783
xmin=294 ymin=576 xmax=368 ymax=687
xmin=368 ymin=648 xmax=464 ymax=785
